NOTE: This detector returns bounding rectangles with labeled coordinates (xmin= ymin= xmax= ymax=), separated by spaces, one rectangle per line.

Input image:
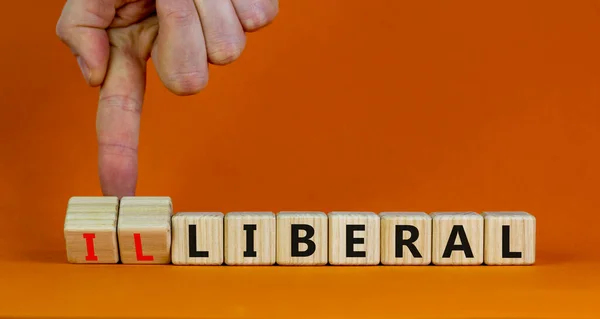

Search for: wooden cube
xmin=380 ymin=212 xmax=431 ymax=265
xmin=277 ymin=212 xmax=328 ymax=265
xmin=329 ymin=212 xmax=380 ymax=265
xmin=64 ymin=196 xmax=119 ymax=263
xmin=117 ymin=197 xmax=172 ymax=264
xmin=432 ymin=212 xmax=483 ymax=265
xmin=482 ymin=212 xmax=536 ymax=265
xmin=224 ymin=212 xmax=276 ymax=265
xmin=172 ymin=212 xmax=224 ymax=265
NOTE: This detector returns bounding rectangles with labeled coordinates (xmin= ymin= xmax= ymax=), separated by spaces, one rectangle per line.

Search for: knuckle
xmin=164 ymin=8 xmax=197 ymax=27
xmin=98 ymin=95 xmax=142 ymax=114
xmin=55 ymin=20 xmax=70 ymax=42
xmin=165 ymin=71 xmax=208 ymax=95
xmin=97 ymin=142 xmax=138 ymax=159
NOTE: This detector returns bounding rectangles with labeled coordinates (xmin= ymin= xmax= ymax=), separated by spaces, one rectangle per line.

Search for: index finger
xmin=96 ymin=18 xmax=158 ymax=197
xmin=96 ymin=46 xmax=144 ymax=198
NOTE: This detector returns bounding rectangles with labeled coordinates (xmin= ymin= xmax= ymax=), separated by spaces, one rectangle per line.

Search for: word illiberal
xmin=64 ymin=196 xmax=536 ymax=266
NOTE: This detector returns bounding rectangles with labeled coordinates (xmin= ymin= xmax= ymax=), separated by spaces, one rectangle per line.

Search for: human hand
xmin=56 ymin=0 xmax=278 ymax=197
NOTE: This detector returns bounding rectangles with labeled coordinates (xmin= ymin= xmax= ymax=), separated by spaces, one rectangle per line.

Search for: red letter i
xmin=82 ymin=233 xmax=98 ymax=261
xmin=134 ymin=233 xmax=154 ymax=261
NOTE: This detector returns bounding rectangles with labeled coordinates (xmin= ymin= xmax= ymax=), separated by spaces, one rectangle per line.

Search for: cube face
xmin=483 ymin=212 xmax=536 ymax=265
xmin=65 ymin=230 xmax=118 ymax=263
xmin=277 ymin=212 xmax=328 ymax=265
xmin=64 ymin=197 xmax=119 ymax=264
xmin=225 ymin=212 xmax=276 ymax=265
xmin=380 ymin=212 xmax=431 ymax=265
xmin=432 ymin=212 xmax=483 ymax=265
xmin=329 ymin=212 xmax=380 ymax=265
xmin=172 ymin=212 xmax=224 ymax=265
xmin=117 ymin=197 xmax=172 ymax=264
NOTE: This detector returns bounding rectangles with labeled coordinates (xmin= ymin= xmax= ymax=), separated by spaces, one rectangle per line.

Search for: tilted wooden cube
xmin=432 ymin=212 xmax=483 ymax=265
xmin=172 ymin=212 xmax=224 ymax=265
xmin=329 ymin=212 xmax=380 ymax=265
xmin=64 ymin=196 xmax=119 ymax=263
xmin=277 ymin=212 xmax=328 ymax=265
xmin=482 ymin=212 xmax=536 ymax=265
xmin=224 ymin=212 xmax=276 ymax=265
xmin=117 ymin=196 xmax=172 ymax=264
xmin=380 ymin=212 xmax=431 ymax=265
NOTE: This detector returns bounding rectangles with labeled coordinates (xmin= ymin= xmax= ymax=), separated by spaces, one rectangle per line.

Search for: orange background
xmin=1 ymin=0 xmax=600 ymax=318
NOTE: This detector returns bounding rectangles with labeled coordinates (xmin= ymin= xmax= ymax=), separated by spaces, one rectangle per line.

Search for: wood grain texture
xmin=172 ymin=212 xmax=224 ymax=265
xmin=117 ymin=197 xmax=172 ymax=264
xmin=482 ymin=212 xmax=536 ymax=265
xmin=224 ymin=212 xmax=276 ymax=265
xmin=380 ymin=212 xmax=431 ymax=265
xmin=328 ymin=212 xmax=380 ymax=265
xmin=432 ymin=212 xmax=483 ymax=265
xmin=276 ymin=212 xmax=327 ymax=265
xmin=64 ymin=196 xmax=119 ymax=263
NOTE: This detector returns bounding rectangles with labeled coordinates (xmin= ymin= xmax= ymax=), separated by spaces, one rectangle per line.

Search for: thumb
xmin=56 ymin=0 xmax=116 ymax=86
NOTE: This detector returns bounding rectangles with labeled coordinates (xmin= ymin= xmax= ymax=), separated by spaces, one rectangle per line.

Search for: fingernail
xmin=76 ymin=56 xmax=91 ymax=83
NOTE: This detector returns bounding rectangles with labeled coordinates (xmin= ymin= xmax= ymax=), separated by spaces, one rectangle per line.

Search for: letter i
xmin=83 ymin=233 xmax=99 ymax=261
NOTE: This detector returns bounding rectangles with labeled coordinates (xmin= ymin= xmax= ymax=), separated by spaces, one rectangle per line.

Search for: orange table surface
xmin=3 ymin=0 xmax=600 ymax=317
xmin=1 ymin=252 xmax=599 ymax=318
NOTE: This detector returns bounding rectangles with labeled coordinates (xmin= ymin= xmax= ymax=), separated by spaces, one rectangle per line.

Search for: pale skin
xmin=56 ymin=0 xmax=278 ymax=198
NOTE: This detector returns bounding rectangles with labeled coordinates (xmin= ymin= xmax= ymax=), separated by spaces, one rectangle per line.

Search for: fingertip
xmin=98 ymin=149 xmax=138 ymax=198
xmin=88 ymin=69 xmax=107 ymax=88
